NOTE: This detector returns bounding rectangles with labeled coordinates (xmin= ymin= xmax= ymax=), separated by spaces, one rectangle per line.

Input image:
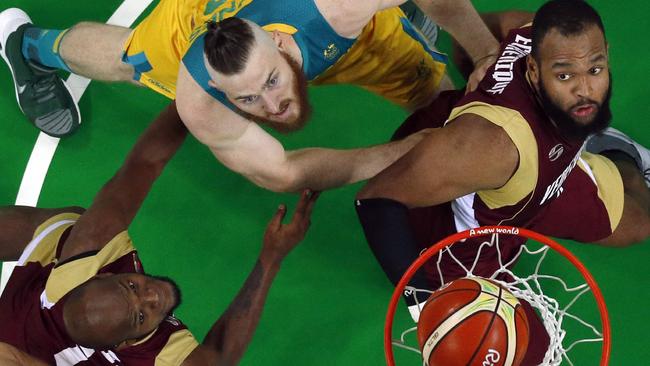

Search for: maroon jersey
xmin=0 ymin=213 xmax=198 ymax=365
xmin=447 ymin=25 xmax=623 ymax=242
xmin=392 ymin=26 xmax=623 ymax=285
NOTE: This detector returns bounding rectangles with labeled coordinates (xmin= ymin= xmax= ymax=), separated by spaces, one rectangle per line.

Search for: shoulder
xmin=119 ymin=317 xmax=199 ymax=366
xmin=314 ymin=0 xmax=400 ymax=38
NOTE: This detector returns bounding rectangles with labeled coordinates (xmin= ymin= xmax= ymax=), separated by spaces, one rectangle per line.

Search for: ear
xmin=526 ymin=54 xmax=539 ymax=85
xmin=271 ymin=30 xmax=283 ymax=49
xmin=208 ymin=79 xmax=218 ymax=89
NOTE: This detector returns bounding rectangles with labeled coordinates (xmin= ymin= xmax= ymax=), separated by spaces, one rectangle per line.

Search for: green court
xmin=1 ymin=0 xmax=648 ymax=364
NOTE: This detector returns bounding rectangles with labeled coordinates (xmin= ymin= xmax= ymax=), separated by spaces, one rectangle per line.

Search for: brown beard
xmin=238 ymin=52 xmax=312 ymax=134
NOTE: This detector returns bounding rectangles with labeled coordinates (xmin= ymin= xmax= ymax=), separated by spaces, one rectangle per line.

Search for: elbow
xmin=252 ymin=168 xmax=304 ymax=193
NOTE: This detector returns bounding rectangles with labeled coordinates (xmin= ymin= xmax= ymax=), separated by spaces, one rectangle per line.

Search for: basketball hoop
xmin=385 ymin=226 xmax=610 ymax=366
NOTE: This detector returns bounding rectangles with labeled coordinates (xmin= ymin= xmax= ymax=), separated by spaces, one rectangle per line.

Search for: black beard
xmin=537 ymin=74 xmax=613 ymax=141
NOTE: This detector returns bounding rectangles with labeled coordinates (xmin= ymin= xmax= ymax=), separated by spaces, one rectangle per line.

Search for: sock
xmin=21 ymin=27 xmax=72 ymax=72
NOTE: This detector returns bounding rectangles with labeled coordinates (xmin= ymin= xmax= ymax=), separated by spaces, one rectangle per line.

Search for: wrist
xmin=472 ymin=52 xmax=498 ymax=66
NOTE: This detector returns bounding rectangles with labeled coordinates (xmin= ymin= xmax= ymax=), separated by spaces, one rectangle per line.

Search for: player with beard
xmin=0 ymin=0 xmax=501 ymax=192
xmin=0 ymin=102 xmax=320 ymax=365
xmin=355 ymin=1 xmax=650 ymax=364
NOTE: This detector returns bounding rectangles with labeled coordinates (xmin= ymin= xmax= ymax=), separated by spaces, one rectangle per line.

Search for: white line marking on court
xmin=1 ymin=0 xmax=153 ymax=294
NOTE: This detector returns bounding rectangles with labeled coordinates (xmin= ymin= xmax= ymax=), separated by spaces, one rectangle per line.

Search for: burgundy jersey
xmin=447 ymin=25 xmax=623 ymax=242
xmin=0 ymin=213 xmax=198 ymax=365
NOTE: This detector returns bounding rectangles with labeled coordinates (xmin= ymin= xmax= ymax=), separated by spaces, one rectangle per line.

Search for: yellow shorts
xmin=122 ymin=2 xmax=447 ymax=108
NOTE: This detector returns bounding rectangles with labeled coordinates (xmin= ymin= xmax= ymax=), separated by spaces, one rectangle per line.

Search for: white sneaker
xmin=586 ymin=127 xmax=650 ymax=187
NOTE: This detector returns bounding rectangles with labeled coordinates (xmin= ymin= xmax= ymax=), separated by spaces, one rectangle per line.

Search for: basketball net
xmin=385 ymin=226 xmax=610 ymax=366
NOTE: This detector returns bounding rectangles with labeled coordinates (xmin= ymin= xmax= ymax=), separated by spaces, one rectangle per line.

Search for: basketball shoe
xmin=0 ymin=8 xmax=80 ymax=137
xmin=586 ymin=127 xmax=650 ymax=188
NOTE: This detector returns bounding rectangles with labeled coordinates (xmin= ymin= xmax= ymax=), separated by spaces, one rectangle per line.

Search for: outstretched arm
xmin=355 ymin=114 xmax=517 ymax=293
xmin=58 ymin=102 xmax=188 ymax=263
xmin=182 ymin=190 xmax=319 ymax=366
xmin=208 ymin=121 xmax=429 ymax=193
xmin=176 ymin=69 xmax=428 ymax=193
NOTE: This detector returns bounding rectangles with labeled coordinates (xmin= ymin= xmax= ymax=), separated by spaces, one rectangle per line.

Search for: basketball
xmin=416 ymin=277 xmax=529 ymax=366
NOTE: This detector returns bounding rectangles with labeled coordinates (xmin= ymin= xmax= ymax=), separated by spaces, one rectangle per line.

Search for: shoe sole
xmin=0 ymin=8 xmax=32 ymax=115
xmin=0 ymin=8 xmax=81 ymax=137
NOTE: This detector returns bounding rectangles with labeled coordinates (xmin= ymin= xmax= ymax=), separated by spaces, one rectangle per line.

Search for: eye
xmin=138 ymin=311 xmax=145 ymax=325
xmin=268 ymin=76 xmax=278 ymax=87
xmin=557 ymin=73 xmax=571 ymax=81
xmin=241 ymin=95 xmax=258 ymax=104
xmin=590 ymin=66 xmax=603 ymax=75
xmin=128 ymin=281 xmax=136 ymax=291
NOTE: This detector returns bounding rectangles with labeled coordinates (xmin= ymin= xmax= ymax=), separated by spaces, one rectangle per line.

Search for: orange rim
xmin=384 ymin=226 xmax=610 ymax=366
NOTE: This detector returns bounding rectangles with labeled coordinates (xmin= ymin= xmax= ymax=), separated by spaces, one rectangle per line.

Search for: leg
xmin=0 ymin=206 xmax=84 ymax=261
xmin=58 ymin=22 xmax=135 ymax=82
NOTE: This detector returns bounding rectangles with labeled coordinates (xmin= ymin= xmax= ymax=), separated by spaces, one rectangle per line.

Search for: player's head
xmin=62 ymin=272 xmax=182 ymax=349
xmin=528 ymin=0 xmax=611 ymax=140
xmin=204 ymin=17 xmax=312 ymax=133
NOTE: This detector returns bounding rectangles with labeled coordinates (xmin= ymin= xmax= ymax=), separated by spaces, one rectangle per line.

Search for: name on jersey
xmin=539 ymin=150 xmax=582 ymax=205
xmin=487 ymin=34 xmax=532 ymax=95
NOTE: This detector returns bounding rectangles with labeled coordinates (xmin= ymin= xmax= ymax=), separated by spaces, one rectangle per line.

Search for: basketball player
xmin=0 ymin=102 xmax=319 ymax=365
xmin=0 ymin=0 xmax=500 ymax=192
xmin=355 ymin=1 xmax=650 ymax=364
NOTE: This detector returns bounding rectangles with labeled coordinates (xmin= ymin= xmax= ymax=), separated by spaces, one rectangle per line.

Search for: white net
xmin=390 ymin=230 xmax=607 ymax=366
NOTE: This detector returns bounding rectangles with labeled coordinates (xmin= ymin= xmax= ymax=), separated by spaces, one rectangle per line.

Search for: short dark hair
xmin=204 ymin=17 xmax=256 ymax=75
xmin=531 ymin=0 xmax=605 ymax=60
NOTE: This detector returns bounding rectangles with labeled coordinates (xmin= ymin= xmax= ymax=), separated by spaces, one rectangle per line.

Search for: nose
xmin=574 ymin=75 xmax=593 ymax=99
xmin=141 ymin=285 xmax=159 ymax=308
xmin=261 ymin=92 xmax=281 ymax=114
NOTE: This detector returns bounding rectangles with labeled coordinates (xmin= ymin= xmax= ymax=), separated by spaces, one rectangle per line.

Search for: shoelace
xmin=644 ymin=168 xmax=650 ymax=184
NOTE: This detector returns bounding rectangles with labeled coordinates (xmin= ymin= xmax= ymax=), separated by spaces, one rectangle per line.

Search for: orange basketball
xmin=416 ymin=277 xmax=529 ymax=366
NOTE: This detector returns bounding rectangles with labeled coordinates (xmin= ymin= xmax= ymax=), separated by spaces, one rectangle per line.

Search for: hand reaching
xmin=465 ymin=54 xmax=498 ymax=94
xmin=262 ymin=189 xmax=320 ymax=260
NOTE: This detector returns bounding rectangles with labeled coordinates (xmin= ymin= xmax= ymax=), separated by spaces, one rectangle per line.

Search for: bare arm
xmin=177 ymin=66 xmax=427 ymax=193
xmin=357 ymin=113 xmax=518 ymax=205
xmin=58 ymin=103 xmax=188 ymax=262
xmin=0 ymin=343 xmax=48 ymax=366
xmin=181 ymin=190 xmax=319 ymax=366
xmin=355 ymin=114 xmax=517 ymax=291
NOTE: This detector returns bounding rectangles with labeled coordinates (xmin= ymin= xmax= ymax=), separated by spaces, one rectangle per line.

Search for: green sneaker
xmin=0 ymin=8 xmax=81 ymax=137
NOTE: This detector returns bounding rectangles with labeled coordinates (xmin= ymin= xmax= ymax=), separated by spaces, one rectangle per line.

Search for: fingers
xmin=267 ymin=204 xmax=287 ymax=231
xmin=293 ymin=189 xmax=319 ymax=221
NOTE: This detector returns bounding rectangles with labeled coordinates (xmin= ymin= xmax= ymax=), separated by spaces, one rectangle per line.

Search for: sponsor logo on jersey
xmin=323 ymin=43 xmax=339 ymax=60
xmin=549 ymin=144 xmax=565 ymax=161
xmin=487 ymin=34 xmax=532 ymax=95
xmin=540 ymin=150 xmax=582 ymax=205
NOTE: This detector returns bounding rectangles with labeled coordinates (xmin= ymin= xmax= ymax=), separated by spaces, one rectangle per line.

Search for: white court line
xmin=1 ymin=0 xmax=154 ymax=294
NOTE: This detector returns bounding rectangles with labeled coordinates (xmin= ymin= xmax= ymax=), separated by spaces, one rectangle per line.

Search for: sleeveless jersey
xmin=182 ymin=0 xmax=356 ymax=108
xmin=0 ymin=213 xmax=198 ymax=366
xmin=447 ymin=26 xmax=623 ymax=240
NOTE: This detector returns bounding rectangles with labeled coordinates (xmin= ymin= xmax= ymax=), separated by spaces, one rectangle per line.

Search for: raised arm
xmin=182 ymin=190 xmax=319 ymax=366
xmin=176 ymin=68 xmax=427 ymax=193
xmin=357 ymin=113 xmax=517 ymax=205
xmin=58 ymin=102 xmax=188 ymax=262
xmin=354 ymin=114 xmax=517 ymax=289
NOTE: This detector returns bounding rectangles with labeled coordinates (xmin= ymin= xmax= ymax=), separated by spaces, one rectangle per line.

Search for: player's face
xmin=218 ymin=45 xmax=312 ymax=133
xmin=530 ymin=25 xmax=611 ymax=139
xmin=68 ymin=273 xmax=181 ymax=347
